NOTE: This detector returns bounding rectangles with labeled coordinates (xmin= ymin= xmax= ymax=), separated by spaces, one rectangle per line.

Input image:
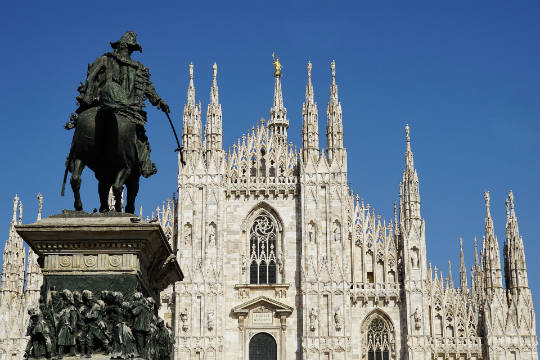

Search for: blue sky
xmin=0 ymin=0 xmax=538 ymax=340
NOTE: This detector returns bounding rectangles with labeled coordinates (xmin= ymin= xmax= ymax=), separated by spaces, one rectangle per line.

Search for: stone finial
xmin=37 ymin=193 xmax=43 ymax=221
xmin=12 ymin=194 xmax=19 ymax=223
xmin=508 ymin=190 xmax=515 ymax=213
xmin=18 ymin=201 xmax=23 ymax=225
xmin=307 ymin=61 xmax=312 ymax=78
xmin=330 ymin=60 xmax=336 ymax=83
xmin=212 ymin=62 xmax=217 ymax=80
xmin=185 ymin=62 xmax=197 ymax=109
xmin=484 ymin=191 xmax=490 ymax=212
xmin=405 ymin=124 xmax=410 ymax=143
xmin=403 ymin=124 xmax=415 ymax=170
xmin=459 ymin=237 xmax=464 ymax=266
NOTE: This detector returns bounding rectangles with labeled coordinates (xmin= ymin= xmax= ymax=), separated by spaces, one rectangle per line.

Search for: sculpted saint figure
xmin=334 ymin=307 xmax=343 ymax=331
xmin=207 ymin=311 xmax=215 ymax=331
xmin=272 ymin=54 xmax=282 ymax=77
xmin=413 ymin=307 xmax=422 ymax=330
xmin=63 ymin=31 xmax=171 ymax=213
xmin=309 ymin=307 xmax=318 ymax=332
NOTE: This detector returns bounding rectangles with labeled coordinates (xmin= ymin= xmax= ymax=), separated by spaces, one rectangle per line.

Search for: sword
xmin=164 ymin=111 xmax=185 ymax=165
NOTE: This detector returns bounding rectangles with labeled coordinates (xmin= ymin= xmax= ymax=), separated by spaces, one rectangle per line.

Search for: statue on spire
xmin=272 ymin=52 xmax=282 ymax=77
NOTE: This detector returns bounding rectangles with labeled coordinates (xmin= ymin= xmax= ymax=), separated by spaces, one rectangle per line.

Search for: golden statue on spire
xmin=272 ymin=52 xmax=282 ymax=77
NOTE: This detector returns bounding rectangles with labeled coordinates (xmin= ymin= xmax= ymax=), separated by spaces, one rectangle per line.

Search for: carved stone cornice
xmin=15 ymin=212 xmax=183 ymax=298
xmin=234 ymin=283 xmax=290 ymax=300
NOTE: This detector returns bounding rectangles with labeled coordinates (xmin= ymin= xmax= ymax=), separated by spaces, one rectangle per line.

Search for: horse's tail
xmin=61 ymin=166 xmax=69 ymax=196
xmin=61 ymin=141 xmax=75 ymax=197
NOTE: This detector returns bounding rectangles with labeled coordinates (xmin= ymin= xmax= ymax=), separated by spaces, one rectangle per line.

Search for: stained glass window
xmin=366 ymin=317 xmax=391 ymax=360
xmin=249 ymin=214 xmax=277 ymax=284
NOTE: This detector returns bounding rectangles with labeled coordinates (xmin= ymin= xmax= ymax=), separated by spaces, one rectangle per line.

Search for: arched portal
xmin=249 ymin=332 xmax=277 ymax=360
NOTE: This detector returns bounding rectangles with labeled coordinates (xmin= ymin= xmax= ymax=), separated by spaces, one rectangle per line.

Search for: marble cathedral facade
xmin=0 ymin=60 xmax=538 ymax=360
xmin=168 ymin=60 xmax=538 ymax=360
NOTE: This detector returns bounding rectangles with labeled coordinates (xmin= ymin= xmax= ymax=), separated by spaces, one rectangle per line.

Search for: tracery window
xmin=366 ymin=317 xmax=391 ymax=360
xmin=249 ymin=214 xmax=277 ymax=284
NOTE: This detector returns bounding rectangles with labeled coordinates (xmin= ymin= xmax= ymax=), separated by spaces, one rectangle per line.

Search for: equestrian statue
xmin=62 ymin=31 xmax=182 ymax=214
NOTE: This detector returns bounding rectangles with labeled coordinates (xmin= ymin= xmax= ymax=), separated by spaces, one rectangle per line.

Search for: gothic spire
xmin=182 ymin=62 xmax=202 ymax=160
xmin=405 ymin=123 xmax=414 ymax=170
xmin=11 ymin=194 xmax=18 ymax=223
xmin=1 ymin=195 xmax=26 ymax=295
xmin=326 ymin=60 xmax=345 ymax=165
xmin=205 ymin=63 xmax=223 ymax=160
xmin=306 ymin=61 xmax=314 ymax=103
xmin=474 ymin=236 xmax=479 ymax=268
xmin=399 ymin=125 xmax=421 ymax=232
xmin=330 ymin=60 xmax=338 ymax=102
xmin=187 ymin=62 xmax=195 ymax=106
xmin=210 ymin=62 xmax=219 ymax=105
xmin=503 ymin=190 xmax=529 ymax=295
xmin=470 ymin=236 xmax=483 ymax=297
xmin=459 ymin=237 xmax=468 ymax=291
xmin=268 ymin=54 xmax=288 ymax=144
xmin=448 ymin=260 xmax=454 ymax=288
xmin=482 ymin=191 xmax=503 ymax=292
xmin=302 ymin=61 xmax=319 ymax=163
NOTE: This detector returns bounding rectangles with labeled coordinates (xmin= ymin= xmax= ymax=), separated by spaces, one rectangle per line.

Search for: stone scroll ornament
xmin=24 ymin=289 xmax=173 ymax=360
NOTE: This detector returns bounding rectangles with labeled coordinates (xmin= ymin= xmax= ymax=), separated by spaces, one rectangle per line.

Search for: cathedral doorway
xmin=249 ymin=332 xmax=277 ymax=360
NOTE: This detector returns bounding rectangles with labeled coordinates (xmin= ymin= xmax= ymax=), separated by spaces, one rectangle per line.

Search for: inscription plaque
xmin=253 ymin=312 xmax=273 ymax=325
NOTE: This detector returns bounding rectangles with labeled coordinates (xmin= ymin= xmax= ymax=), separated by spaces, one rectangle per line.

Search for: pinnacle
xmin=484 ymin=190 xmax=491 ymax=215
xmin=305 ymin=61 xmax=315 ymax=104
xmin=329 ymin=60 xmax=339 ymax=103
xmin=186 ymin=62 xmax=197 ymax=107
xmin=37 ymin=193 xmax=43 ymax=221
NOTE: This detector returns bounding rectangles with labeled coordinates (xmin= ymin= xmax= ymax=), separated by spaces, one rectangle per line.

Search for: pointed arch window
xmin=249 ymin=214 xmax=277 ymax=284
xmin=366 ymin=317 xmax=391 ymax=360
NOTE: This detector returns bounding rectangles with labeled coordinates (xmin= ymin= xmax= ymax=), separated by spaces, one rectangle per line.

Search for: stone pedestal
xmin=16 ymin=211 xmax=183 ymax=302
xmin=15 ymin=211 xmax=182 ymax=359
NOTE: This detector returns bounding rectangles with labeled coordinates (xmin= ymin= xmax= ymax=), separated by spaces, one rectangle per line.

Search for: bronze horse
xmin=64 ymin=106 xmax=144 ymax=214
